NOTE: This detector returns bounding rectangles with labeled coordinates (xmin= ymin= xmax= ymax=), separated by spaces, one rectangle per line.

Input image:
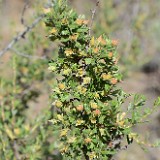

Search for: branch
xmin=21 ymin=0 xmax=30 ymax=27
xmin=12 ymin=140 xmax=21 ymax=160
xmin=0 ymin=14 xmax=45 ymax=57
xmin=11 ymin=48 xmax=47 ymax=60
xmin=88 ymin=1 xmax=100 ymax=36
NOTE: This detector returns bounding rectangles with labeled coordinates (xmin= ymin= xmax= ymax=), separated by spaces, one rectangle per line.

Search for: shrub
xmin=45 ymin=0 xmax=160 ymax=159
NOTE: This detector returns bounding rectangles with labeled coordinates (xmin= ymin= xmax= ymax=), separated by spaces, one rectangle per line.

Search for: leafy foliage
xmin=45 ymin=0 xmax=160 ymax=159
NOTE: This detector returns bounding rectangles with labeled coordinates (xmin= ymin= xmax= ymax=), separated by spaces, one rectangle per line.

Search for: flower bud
xmin=110 ymin=78 xmax=117 ymax=85
xmin=58 ymin=83 xmax=65 ymax=90
xmin=76 ymin=105 xmax=84 ymax=111
xmin=93 ymin=109 xmax=101 ymax=116
xmin=54 ymin=100 xmax=62 ymax=108
xmin=84 ymin=138 xmax=92 ymax=144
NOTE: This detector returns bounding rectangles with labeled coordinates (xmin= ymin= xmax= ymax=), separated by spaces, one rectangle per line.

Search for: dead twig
xmin=11 ymin=48 xmax=47 ymax=60
xmin=21 ymin=0 xmax=30 ymax=27
xmin=0 ymin=14 xmax=45 ymax=57
xmin=88 ymin=1 xmax=100 ymax=36
xmin=12 ymin=140 xmax=21 ymax=160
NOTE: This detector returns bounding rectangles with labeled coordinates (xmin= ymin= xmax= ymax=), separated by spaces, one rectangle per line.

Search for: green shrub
xmin=45 ymin=0 xmax=160 ymax=159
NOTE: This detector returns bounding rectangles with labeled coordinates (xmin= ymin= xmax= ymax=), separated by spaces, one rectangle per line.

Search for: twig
xmin=12 ymin=140 xmax=21 ymax=160
xmin=0 ymin=14 xmax=45 ymax=57
xmin=88 ymin=1 xmax=100 ymax=36
xmin=11 ymin=48 xmax=47 ymax=60
xmin=21 ymin=0 xmax=30 ymax=27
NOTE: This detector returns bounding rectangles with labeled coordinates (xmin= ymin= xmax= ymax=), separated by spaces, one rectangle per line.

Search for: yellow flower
xmin=98 ymin=59 xmax=106 ymax=64
xmin=75 ymin=119 xmax=85 ymax=126
xmin=77 ymin=68 xmax=85 ymax=77
xmin=57 ymin=114 xmax=64 ymax=121
xmin=58 ymin=83 xmax=65 ymax=90
xmin=61 ymin=18 xmax=68 ymax=25
xmin=54 ymin=100 xmax=62 ymax=108
xmin=90 ymin=119 xmax=96 ymax=124
xmin=94 ymin=67 xmax=102 ymax=74
xmin=93 ymin=47 xmax=99 ymax=53
xmin=69 ymin=34 xmax=79 ymax=41
xmin=64 ymin=49 xmax=74 ymax=56
xmin=93 ymin=109 xmax=101 ymax=116
xmin=110 ymin=78 xmax=117 ymax=85
xmin=90 ymin=102 xmax=98 ymax=109
xmin=108 ymin=52 xmax=113 ymax=58
xmin=60 ymin=129 xmax=68 ymax=137
xmin=81 ymin=87 xmax=87 ymax=94
xmin=76 ymin=19 xmax=83 ymax=25
xmin=101 ymin=73 xmax=112 ymax=81
xmin=116 ymin=112 xmax=126 ymax=127
xmin=50 ymin=27 xmax=57 ymax=34
xmin=90 ymin=36 xmax=95 ymax=46
xmin=94 ymin=92 xmax=100 ymax=98
xmin=97 ymin=35 xmax=106 ymax=45
xmin=62 ymin=68 xmax=71 ymax=75
xmin=60 ymin=145 xmax=68 ymax=153
xmin=76 ymin=105 xmax=84 ymax=111
xmin=83 ymin=20 xmax=89 ymax=25
xmin=82 ymin=77 xmax=91 ymax=85
xmin=77 ymin=85 xmax=81 ymax=91
xmin=77 ymin=85 xmax=87 ymax=94
xmin=84 ymin=138 xmax=92 ymax=144
xmin=76 ymin=19 xmax=89 ymax=25
xmin=89 ymin=152 xmax=97 ymax=159
xmin=14 ymin=128 xmax=21 ymax=136
xmin=111 ymin=39 xmax=119 ymax=46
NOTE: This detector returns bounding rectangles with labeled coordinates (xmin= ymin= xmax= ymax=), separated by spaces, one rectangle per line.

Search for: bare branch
xmin=11 ymin=48 xmax=47 ymax=60
xmin=21 ymin=0 xmax=30 ymax=27
xmin=88 ymin=1 xmax=100 ymax=36
xmin=0 ymin=14 xmax=45 ymax=57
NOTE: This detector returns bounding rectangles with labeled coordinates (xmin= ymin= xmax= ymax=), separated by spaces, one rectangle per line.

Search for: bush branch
xmin=88 ymin=1 xmax=99 ymax=36
xmin=0 ymin=14 xmax=45 ymax=57
xmin=11 ymin=48 xmax=47 ymax=60
xmin=21 ymin=0 xmax=30 ymax=27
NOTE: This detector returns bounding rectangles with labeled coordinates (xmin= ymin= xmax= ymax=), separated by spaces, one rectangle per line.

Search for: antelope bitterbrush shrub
xmin=45 ymin=0 xmax=160 ymax=160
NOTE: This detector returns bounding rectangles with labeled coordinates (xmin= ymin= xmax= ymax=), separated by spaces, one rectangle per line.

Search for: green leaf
xmin=85 ymin=58 xmax=93 ymax=65
xmin=61 ymin=30 xmax=70 ymax=35
xmin=105 ymin=84 xmax=111 ymax=92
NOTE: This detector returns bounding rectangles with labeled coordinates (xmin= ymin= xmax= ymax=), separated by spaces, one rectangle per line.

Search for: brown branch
xmin=0 ymin=14 xmax=45 ymax=57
